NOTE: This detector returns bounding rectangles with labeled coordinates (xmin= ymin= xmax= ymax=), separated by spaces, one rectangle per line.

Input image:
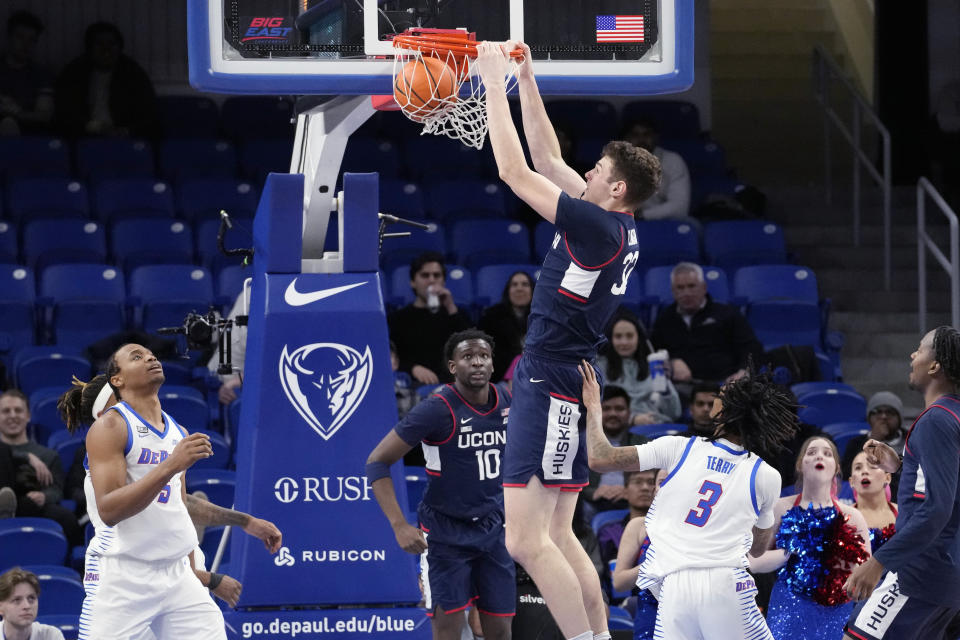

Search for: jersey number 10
xmin=475 ymin=449 xmax=501 ymax=481
xmin=684 ymin=480 xmax=723 ymax=527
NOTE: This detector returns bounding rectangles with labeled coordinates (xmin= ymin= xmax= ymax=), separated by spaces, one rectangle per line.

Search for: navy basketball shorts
xmin=845 ymin=572 xmax=960 ymax=640
xmin=502 ymin=352 xmax=600 ymax=490
xmin=418 ymin=504 xmax=516 ymax=617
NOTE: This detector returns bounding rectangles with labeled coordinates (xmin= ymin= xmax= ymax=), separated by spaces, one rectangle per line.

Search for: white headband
xmin=92 ymin=382 xmax=115 ymax=419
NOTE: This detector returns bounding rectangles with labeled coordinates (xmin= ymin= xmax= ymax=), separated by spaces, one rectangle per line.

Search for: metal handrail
xmin=917 ymin=178 xmax=959 ymax=332
xmin=813 ymin=44 xmax=892 ymax=290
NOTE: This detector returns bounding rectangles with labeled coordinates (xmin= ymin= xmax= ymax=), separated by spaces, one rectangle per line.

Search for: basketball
xmin=393 ymin=56 xmax=457 ymax=121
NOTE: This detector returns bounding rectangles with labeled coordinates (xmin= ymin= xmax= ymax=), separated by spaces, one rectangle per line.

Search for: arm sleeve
xmin=755 ymin=464 xmax=782 ymax=530
xmin=639 ymin=151 xmax=691 ymax=221
xmin=633 ymin=436 xmax=691 ymax=473
xmin=874 ymin=409 xmax=960 ymax=570
xmin=392 ymin=396 xmax=455 ymax=448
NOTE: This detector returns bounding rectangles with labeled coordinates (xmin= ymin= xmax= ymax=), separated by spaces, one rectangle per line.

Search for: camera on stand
xmin=158 ymin=309 xmax=246 ymax=376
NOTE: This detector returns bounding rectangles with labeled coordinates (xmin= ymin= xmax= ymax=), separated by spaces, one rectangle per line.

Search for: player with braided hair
xmin=582 ymin=361 xmax=797 ymax=639
xmin=843 ymin=326 xmax=960 ymax=640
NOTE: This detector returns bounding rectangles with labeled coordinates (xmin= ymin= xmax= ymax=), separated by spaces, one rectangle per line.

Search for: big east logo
xmin=242 ymin=17 xmax=294 ymax=42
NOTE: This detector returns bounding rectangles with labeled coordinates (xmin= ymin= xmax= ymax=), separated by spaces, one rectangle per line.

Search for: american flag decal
xmin=596 ymin=15 xmax=645 ymax=43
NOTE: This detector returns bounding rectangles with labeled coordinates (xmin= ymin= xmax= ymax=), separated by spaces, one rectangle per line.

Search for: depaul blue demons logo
xmin=279 ymin=343 xmax=373 ymax=440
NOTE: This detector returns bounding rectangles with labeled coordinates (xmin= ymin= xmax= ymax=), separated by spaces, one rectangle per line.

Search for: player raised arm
xmin=366 ymin=431 xmax=427 ymax=554
xmin=184 ymin=493 xmax=282 ymax=554
xmin=475 ymin=41 xmax=563 ymax=224
xmin=580 ymin=360 xmax=640 ymax=471
xmin=512 ymin=42 xmax=586 ymax=197
xmin=86 ymin=411 xmax=211 ymax=526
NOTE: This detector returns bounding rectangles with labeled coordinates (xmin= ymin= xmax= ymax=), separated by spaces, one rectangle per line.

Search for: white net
xmin=392 ymin=43 xmax=522 ymax=150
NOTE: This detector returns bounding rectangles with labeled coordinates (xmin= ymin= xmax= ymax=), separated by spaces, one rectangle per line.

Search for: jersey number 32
xmin=610 ymin=251 xmax=639 ymax=296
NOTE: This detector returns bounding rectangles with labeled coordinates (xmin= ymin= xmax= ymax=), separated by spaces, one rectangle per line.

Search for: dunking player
xmin=474 ymin=42 xmax=661 ymax=640
xmin=843 ymin=326 xmax=960 ymax=640
xmin=367 ymin=329 xmax=514 ymax=640
xmin=78 ymin=344 xmax=226 ymax=639
xmin=582 ymin=362 xmax=796 ymax=639
xmin=57 ymin=372 xmax=283 ymax=609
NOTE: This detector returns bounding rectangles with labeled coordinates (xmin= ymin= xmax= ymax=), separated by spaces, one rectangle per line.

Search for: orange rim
xmin=392 ymin=34 xmax=524 ymax=60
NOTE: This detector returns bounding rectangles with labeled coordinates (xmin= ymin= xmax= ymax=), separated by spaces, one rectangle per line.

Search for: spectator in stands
xmin=388 ymin=251 xmax=471 ymax=385
xmin=479 ymin=270 xmax=534 ymax=382
xmin=651 ymin=262 xmax=764 ymax=388
xmin=624 ymin=119 xmax=691 ymax=221
xmin=842 ymin=391 xmax=905 ymax=495
xmin=683 ymin=384 xmax=718 ymax=437
xmin=54 ymin=21 xmax=158 ymax=138
xmin=598 ymin=310 xmax=681 ymax=425
xmin=596 ymin=469 xmax=659 ymax=567
xmin=0 ymin=444 xmax=17 ymax=518
xmin=0 ymin=10 xmax=54 ymax=136
xmin=0 ymin=568 xmax=65 ymax=640
xmin=0 ymin=390 xmax=81 ymax=545
xmin=582 ymin=386 xmax=648 ymax=518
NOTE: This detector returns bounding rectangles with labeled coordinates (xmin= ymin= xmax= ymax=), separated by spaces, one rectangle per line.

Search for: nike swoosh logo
xmin=530 ymin=378 xmax=544 ymax=383
xmin=460 ymin=417 xmax=473 ymax=424
xmin=284 ymin=279 xmax=368 ymax=306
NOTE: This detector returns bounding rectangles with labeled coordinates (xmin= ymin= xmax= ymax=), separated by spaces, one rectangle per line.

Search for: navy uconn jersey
xmin=526 ymin=192 xmax=639 ymax=362
xmin=394 ymin=383 xmax=510 ymax=520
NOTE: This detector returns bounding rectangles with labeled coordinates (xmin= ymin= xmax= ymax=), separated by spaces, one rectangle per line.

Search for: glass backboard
xmin=188 ymin=0 xmax=693 ymax=95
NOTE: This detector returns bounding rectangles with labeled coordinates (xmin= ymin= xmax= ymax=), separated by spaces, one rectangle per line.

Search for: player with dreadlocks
xmin=843 ymin=326 xmax=960 ymax=640
xmin=581 ymin=360 xmax=797 ymax=640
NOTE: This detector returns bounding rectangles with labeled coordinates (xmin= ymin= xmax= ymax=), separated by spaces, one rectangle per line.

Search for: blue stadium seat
xmin=157 ymin=95 xmax=221 ymax=138
xmin=0 ymin=222 xmax=17 ymax=263
xmin=823 ymin=422 xmax=871 ymax=454
xmin=159 ymin=139 xmax=239 ymax=183
xmin=734 ymin=265 xmax=819 ymax=305
xmin=661 ymin=139 xmax=727 ymax=177
xmin=75 ymin=138 xmax=155 ymax=181
xmin=449 ymin=219 xmax=530 ymax=269
xmin=791 ymin=381 xmax=857 ymax=399
xmin=342 ymin=138 xmax=401 ymax=179
xmin=0 ymin=137 xmax=71 ymax=181
xmin=0 ymin=265 xmax=36 ymax=356
xmin=93 ymin=179 xmax=175 ymax=222
xmin=403 ymin=137 xmax=484 ymax=180
xmin=797 ymin=389 xmax=867 ymax=427
xmin=643 ymin=265 xmax=729 ymax=305
xmin=21 ymin=565 xmax=82 ymax=581
xmin=28 ymin=388 xmax=66 ymax=446
xmin=629 ymin=424 xmax=686 ymax=439
xmin=691 ymin=174 xmax=743 ymax=209
xmin=704 ymin=221 xmax=787 ymax=269
xmin=0 ymin=518 xmax=67 ymax=570
xmin=23 ymin=220 xmax=107 ymax=272
xmin=36 ymin=615 xmax=80 ymax=640
xmin=533 ymin=220 xmax=557 ymax=260
xmin=185 ymin=470 xmax=236 ymax=509
xmin=380 ymin=221 xmax=445 ymax=273
xmin=195 ymin=218 xmax=253 ymax=275
xmin=591 ymin=509 xmax=628 ymax=534
xmin=14 ymin=346 xmax=91 ymax=397
xmin=379 ymin=180 xmax=426 ymax=219
xmin=40 ymin=264 xmax=126 ymax=348
xmin=622 ymin=100 xmax=702 ymax=139
xmin=545 ymin=100 xmax=619 ymax=139
xmin=48 ymin=431 xmax=84 ymax=470
xmin=607 ymin=559 xmax=632 ymax=601
xmin=7 ymin=178 xmax=89 ymax=221
xmin=608 ymin=605 xmax=634 ymax=630
xmin=217 ymin=265 xmax=251 ymax=304
xmin=190 ymin=429 xmax=230 ymax=469
xmin=404 ymin=467 xmax=427 ymax=512
xmin=634 ymin=220 xmax=701 ymax=275
xmin=220 ymin=97 xmax=295 ymax=140
xmin=160 ymin=385 xmax=211 ymax=433
xmin=112 ymin=219 xmax=194 ymax=271
xmin=474 ymin=264 xmax=541 ymax=308
xmin=735 ymin=265 xmax=822 ymax=350
xmin=35 ymin=574 xmax=85 ymax=616
xmin=130 ymin=265 xmax=214 ymax=333
xmin=388 ymin=265 xmax=415 ymax=308
xmin=443 ymin=265 xmax=474 ymax=312
xmin=178 ymin=178 xmax=259 ymax=223
xmin=239 ymin=139 xmax=291 ymax=184
xmin=425 ymin=180 xmax=507 ymax=221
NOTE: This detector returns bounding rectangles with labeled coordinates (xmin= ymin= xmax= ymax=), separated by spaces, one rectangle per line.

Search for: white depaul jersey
xmin=84 ymin=401 xmax=198 ymax=562
xmin=632 ymin=436 xmax=781 ymax=589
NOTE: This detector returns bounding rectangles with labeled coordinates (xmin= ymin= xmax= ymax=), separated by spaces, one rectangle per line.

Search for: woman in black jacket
xmin=479 ymin=270 xmax=535 ymax=381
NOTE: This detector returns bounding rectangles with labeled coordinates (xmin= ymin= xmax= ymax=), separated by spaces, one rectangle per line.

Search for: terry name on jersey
xmin=705 ymin=455 xmax=738 ymax=475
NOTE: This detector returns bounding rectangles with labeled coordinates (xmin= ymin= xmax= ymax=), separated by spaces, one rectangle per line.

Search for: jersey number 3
xmin=610 ymin=251 xmax=639 ymax=296
xmin=684 ymin=480 xmax=722 ymax=527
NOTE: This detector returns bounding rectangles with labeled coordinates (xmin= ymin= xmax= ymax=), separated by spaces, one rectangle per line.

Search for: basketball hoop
xmin=388 ymin=30 xmax=524 ymax=150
